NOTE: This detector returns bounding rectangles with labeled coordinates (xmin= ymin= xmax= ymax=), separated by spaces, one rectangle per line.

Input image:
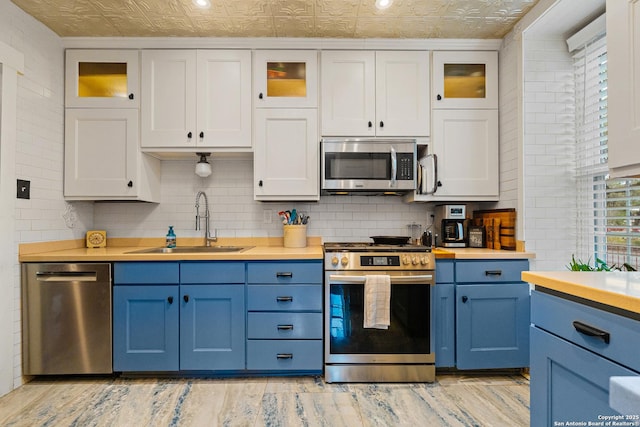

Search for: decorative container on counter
xmin=283 ymin=224 xmax=307 ymax=248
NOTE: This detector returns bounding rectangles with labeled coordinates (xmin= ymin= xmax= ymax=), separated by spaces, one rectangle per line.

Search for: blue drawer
xmin=436 ymin=259 xmax=454 ymax=283
xmin=456 ymin=259 xmax=529 ymax=283
xmin=247 ymin=284 xmax=322 ymax=311
xmin=247 ymin=312 xmax=322 ymax=339
xmin=246 ymin=340 xmax=323 ymax=371
xmin=532 ymin=290 xmax=640 ymax=372
xmin=180 ymin=262 xmax=245 ymax=284
xmin=247 ymin=261 xmax=322 ymax=284
xmin=114 ymin=262 xmax=179 ymax=285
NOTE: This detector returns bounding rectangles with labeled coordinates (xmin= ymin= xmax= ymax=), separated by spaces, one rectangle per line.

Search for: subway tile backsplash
xmin=93 ymin=158 xmax=431 ymax=242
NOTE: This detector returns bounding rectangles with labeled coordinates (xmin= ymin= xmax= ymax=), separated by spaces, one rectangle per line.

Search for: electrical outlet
xmin=263 ymin=209 xmax=273 ymax=224
xmin=17 ymin=179 xmax=30 ymax=199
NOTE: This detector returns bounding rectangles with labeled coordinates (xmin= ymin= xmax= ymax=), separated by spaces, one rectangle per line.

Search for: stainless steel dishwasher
xmin=21 ymin=263 xmax=113 ymax=375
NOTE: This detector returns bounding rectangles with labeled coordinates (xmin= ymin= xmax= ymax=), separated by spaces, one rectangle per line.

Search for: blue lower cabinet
xmin=530 ymin=327 xmax=637 ymax=426
xmin=179 ymin=284 xmax=245 ymax=370
xmin=113 ymin=285 xmax=180 ymax=371
xmin=435 ymin=283 xmax=455 ymax=368
xmin=456 ymin=282 xmax=530 ymax=369
xmin=247 ymin=340 xmax=323 ymax=371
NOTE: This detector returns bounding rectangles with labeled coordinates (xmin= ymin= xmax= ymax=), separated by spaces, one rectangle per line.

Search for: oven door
xmin=321 ymin=139 xmax=416 ymax=193
xmin=324 ymin=271 xmax=435 ymax=364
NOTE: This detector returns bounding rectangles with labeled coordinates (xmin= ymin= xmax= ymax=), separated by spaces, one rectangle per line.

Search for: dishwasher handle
xmin=36 ymin=271 xmax=98 ymax=282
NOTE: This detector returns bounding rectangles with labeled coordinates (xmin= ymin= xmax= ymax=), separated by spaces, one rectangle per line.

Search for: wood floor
xmin=0 ymin=373 xmax=529 ymax=426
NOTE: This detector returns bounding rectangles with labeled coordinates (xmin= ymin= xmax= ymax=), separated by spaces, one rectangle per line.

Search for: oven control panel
xmin=326 ymin=252 xmax=434 ymax=271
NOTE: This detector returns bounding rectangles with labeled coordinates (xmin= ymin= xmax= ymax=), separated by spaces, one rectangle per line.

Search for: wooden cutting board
xmin=472 ymin=209 xmax=517 ymax=250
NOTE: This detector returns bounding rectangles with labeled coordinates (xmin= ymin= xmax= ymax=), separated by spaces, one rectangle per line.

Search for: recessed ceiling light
xmin=375 ymin=0 xmax=393 ymax=10
xmin=193 ymin=0 xmax=211 ymax=9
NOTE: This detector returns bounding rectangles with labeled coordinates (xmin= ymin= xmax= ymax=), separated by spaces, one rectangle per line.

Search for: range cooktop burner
xmin=324 ymin=242 xmax=432 ymax=253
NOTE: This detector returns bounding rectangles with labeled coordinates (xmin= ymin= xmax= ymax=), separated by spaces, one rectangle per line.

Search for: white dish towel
xmin=363 ymin=274 xmax=391 ymax=329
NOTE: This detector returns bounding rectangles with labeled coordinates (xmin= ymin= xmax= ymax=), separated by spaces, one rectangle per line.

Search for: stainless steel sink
xmin=126 ymin=246 xmax=252 ymax=254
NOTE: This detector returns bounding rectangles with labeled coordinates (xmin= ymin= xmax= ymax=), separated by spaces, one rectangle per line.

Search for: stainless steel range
xmin=324 ymin=242 xmax=436 ymax=383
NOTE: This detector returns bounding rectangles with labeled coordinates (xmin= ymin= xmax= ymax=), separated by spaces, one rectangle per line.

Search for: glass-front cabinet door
xmin=432 ymin=51 xmax=498 ymax=109
xmin=65 ymin=49 xmax=139 ymax=108
xmin=253 ymin=50 xmax=318 ymax=108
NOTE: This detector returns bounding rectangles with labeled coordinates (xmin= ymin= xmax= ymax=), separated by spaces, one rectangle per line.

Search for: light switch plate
xmin=17 ymin=179 xmax=30 ymax=199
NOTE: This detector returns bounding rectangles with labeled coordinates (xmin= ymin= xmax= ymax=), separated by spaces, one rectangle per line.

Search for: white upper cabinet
xmin=254 ymin=108 xmax=319 ymax=201
xmin=432 ymin=51 xmax=498 ymax=109
xmin=407 ymin=109 xmax=499 ymax=202
xmin=253 ymin=50 xmax=318 ymax=108
xmin=65 ymin=49 xmax=140 ymax=108
xmin=321 ymin=50 xmax=430 ymax=136
xmin=64 ymin=108 xmax=160 ymax=202
xmin=607 ymin=0 xmax=640 ymax=178
xmin=141 ymin=49 xmax=251 ymax=150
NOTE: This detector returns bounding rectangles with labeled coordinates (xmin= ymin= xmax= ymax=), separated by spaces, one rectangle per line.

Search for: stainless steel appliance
xmin=434 ymin=204 xmax=467 ymax=247
xmin=321 ymin=138 xmax=417 ymax=195
xmin=22 ymin=263 xmax=113 ymax=375
xmin=324 ymin=242 xmax=436 ymax=382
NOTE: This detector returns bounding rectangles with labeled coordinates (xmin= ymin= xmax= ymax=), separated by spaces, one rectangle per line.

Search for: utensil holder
xmin=283 ymin=224 xmax=307 ymax=248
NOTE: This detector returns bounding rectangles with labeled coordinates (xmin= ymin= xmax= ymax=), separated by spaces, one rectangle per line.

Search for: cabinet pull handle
xmin=276 ymin=272 xmax=293 ymax=278
xmin=199 ymin=131 xmax=204 ymax=138
xmin=276 ymin=353 xmax=293 ymax=359
xmin=573 ymin=321 xmax=610 ymax=344
xmin=184 ymin=295 xmax=189 ymax=303
xmin=368 ymin=121 xmax=372 ymax=128
xmin=379 ymin=121 xmax=384 ymax=128
xmin=276 ymin=296 xmax=293 ymax=303
xmin=187 ymin=132 xmax=193 ymax=139
xmin=167 ymin=296 xmax=174 ymax=304
xmin=259 ymin=93 xmax=263 ymax=99
xmin=127 ymin=180 xmax=133 ymax=188
xmin=485 ymin=270 xmax=502 ymax=276
xmin=461 ymin=296 xmax=468 ymax=303
xmin=128 ymin=93 xmax=134 ymax=100
xmin=277 ymin=324 xmax=294 ymax=330
xmin=437 ymin=94 xmax=442 ymax=101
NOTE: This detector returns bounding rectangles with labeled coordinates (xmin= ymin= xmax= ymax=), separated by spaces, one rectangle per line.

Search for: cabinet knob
xmin=127 ymin=180 xmax=133 ymax=188
xmin=187 ymin=132 xmax=193 ymax=139
xmin=437 ymin=181 xmax=442 ymax=187
xmin=128 ymin=93 xmax=134 ymax=100
xmin=379 ymin=121 xmax=384 ymax=128
xmin=437 ymin=94 xmax=442 ymax=101
xmin=368 ymin=121 xmax=372 ymax=128
xmin=167 ymin=296 xmax=174 ymax=304
xmin=259 ymin=93 xmax=263 ymax=99
xmin=462 ymin=296 xmax=468 ymax=303
xmin=258 ymin=180 xmax=263 ymax=187
xmin=199 ymin=131 xmax=204 ymax=138
xmin=184 ymin=295 xmax=189 ymax=303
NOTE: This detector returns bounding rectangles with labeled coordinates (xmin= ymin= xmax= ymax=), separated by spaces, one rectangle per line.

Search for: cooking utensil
xmin=370 ymin=236 xmax=411 ymax=245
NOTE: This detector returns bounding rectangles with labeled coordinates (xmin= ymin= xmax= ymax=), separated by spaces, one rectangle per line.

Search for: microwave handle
xmin=424 ymin=154 xmax=438 ymax=195
xmin=390 ymin=146 xmax=397 ymax=186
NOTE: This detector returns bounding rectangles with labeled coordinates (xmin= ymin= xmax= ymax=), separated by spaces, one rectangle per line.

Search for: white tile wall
xmin=1 ymin=1 xmax=94 ymax=391
xmin=94 ymin=158 xmax=432 ymax=242
xmin=521 ymin=37 xmax=576 ymax=270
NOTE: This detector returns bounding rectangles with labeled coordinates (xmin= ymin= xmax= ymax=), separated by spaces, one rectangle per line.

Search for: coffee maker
xmin=434 ymin=205 xmax=467 ymax=247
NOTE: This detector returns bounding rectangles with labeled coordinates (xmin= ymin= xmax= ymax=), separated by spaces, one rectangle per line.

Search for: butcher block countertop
xmin=19 ymin=237 xmax=324 ymax=262
xmin=19 ymin=238 xmax=535 ymax=262
xmin=523 ymin=271 xmax=640 ymax=315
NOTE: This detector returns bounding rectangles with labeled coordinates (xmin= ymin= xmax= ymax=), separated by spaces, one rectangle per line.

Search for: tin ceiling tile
xmin=10 ymin=0 xmax=540 ymax=38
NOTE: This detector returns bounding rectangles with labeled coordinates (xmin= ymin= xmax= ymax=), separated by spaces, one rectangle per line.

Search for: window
xmin=574 ymin=35 xmax=640 ymax=269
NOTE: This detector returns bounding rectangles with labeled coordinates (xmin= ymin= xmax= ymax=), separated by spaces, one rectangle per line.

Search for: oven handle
xmin=329 ymin=274 xmax=433 ymax=284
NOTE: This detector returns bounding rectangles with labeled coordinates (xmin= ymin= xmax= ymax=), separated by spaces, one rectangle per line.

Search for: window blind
xmin=574 ymin=35 xmax=640 ymax=269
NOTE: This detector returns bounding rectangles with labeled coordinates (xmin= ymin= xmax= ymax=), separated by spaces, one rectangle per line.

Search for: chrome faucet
xmin=195 ymin=191 xmax=217 ymax=246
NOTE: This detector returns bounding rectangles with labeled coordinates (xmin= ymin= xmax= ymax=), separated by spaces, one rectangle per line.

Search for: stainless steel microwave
xmin=321 ymin=138 xmax=417 ymax=195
